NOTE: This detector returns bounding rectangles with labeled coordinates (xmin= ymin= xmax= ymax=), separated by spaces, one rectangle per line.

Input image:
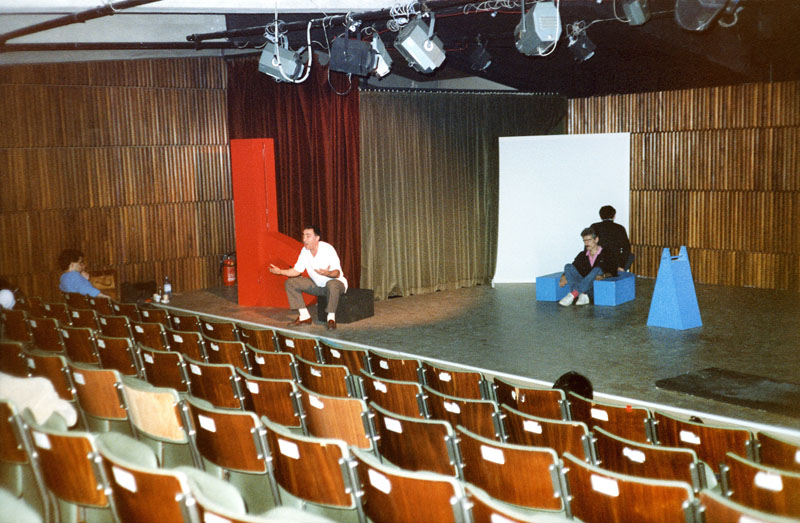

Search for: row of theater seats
xmin=2 ymin=296 xmax=800 ymax=522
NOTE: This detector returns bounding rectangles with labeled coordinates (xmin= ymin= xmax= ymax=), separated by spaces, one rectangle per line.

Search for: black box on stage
xmin=317 ymin=288 xmax=374 ymax=324
xmin=121 ymin=280 xmax=157 ymax=303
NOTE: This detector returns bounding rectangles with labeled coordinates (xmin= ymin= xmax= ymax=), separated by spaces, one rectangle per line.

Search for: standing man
xmin=269 ymin=226 xmax=347 ymax=330
xmin=558 ymin=227 xmax=617 ymax=306
xmin=58 ymin=249 xmax=108 ymax=298
xmin=591 ymin=205 xmax=633 ymax=273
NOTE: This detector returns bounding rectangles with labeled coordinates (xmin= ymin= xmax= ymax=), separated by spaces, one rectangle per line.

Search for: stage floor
xmin=163 ymin=277 xmax=800 ymax=433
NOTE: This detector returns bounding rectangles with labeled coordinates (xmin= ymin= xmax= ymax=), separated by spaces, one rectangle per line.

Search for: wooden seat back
xmin=42 ymin=302 xmax=71 ymax=324
xmin=237 ymin=370 xmax=300 ymax=427
xmin=130 ymin=320 xmax=168 ymax=351
xmin=60 ymin=325 xmax=99 ymax=364
xmin=169 ymin=313 xmax=201 ymax=333
xmin=319 ymin=340 xmax=369 ymax=375
xmin=698 ymin=489 xmax=795 ymax=523
xmin=275 ymin=332 xmax=319 ymax=362
xmin=0 ymin=400 xmax=28 ymax=464
xmin=98 ymin=313 xmax=133 ymax=339
xmin=67 ymin=307 xmax=101 ymax=330
xmin=493 ymin=376 xmax=567 ymax=420
xmin=562 ymin=452 xmax=694 ymax=523
xmin=111 ymin=301 xmax=141 ymax=322
xmin=120 ymin=376 xmax=187 ymax=443
xmin=139 ymin=306 xmax=170 ymax=325
xmin=185 ymin=357 xmax=243 ymax=410
xmin=200 ymin=319 xmax=239 ymax=341
xmin=165 ymin=328 xmax=206 ymax=361
xmin=28 ymin=316 xmax=64 ymax=352
xmin=568 ymin=392 xmax=653 ymax=443
xmin=263 ymin=417 xmax=354 ymax=508
xmin=295 ymin=355 xmax=350 ymax=397
xmin=95 ymin=334 xmax=138 ymax=375
xmin=238 ymin=325 xmax=276 ymax=351
xmin=0 ymin=340 xmax=28 ymax=376
xmin=360 ymin=370 xmax=425 ymax=418
xmin=246 ymin=346 xmax=295 ymax=380
xmin=89 ymin=295 xmax=114 ymax=315
xmin=352 ymin=447 xmax=466 ymax=523
xmin=465 ymin=483 xmax=551 ymax=523
xmin=424 ymin=386 xmax=501 ymax=440
xmin=457 ymin=425 xmax=563 ymax=510
xmin=368 ymin=350 xmax=420 ymax=382
xmin=137 ymin=345 xmax=189 ymax=393
xmin=371 ymin=402 xmax=458 ymax=476
xmin=298 ymin=383 xmax=372 ymax=449
xmin=203 ymin=336 xmax=249 ymax=371
xmin=501 ymin=404 xmax=593 ymax=462
xmin=422 ymin=362 xmax=486 ymax=400
xmin=24 ymin=350 xmax=73 ymax=401
xmin=1 ymin=309 xmax=32 ymax=343
xmin=757 ymin=432 xmax=800 ymax=473
xmin=721 ymin=451 xmax=800 ymax=518
xmin=653 ymin=411 xmax=754 ymax=474
xmin=68 ymin=362 xmax=127 ymax=422
xmin=64 ymin=292 xmax=90 ymax=309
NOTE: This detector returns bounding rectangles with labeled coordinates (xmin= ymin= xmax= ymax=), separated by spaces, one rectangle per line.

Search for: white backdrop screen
xmin=494 ymin=133 xmax=630 ymax=284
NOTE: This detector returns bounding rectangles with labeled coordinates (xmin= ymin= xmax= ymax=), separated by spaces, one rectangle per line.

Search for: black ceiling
xmin=225 ymin=0 xmax=800 ymax=98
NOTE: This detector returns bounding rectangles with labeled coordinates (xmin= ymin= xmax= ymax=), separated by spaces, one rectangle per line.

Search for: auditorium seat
xmin=351 ymin=446 xmax=467 ymax=523
xmin=184 ymin=356 xmax=244 ymax=410
xmin=111 ymin=301 xmax=141 ymax=322
xmin=27 ymin=316 xmax=64 ymax=352
xmin=424 ymin=385 xmax=503 ymax=440
xmin=23 ymin=349 xmax=75 ymax=402
xmin=421 ymin=361 xmax=488 ymax=400
xmin=165 ymin=327 xmax=207 ymax=361
xmin=368 ymin=350 xmax=421 ymax=382
xmin=41 ymin=302 xmax=71 ymax=325
xmin=493 ymin=376 xmax=568 ymax=420
xmin=561 ymin=452 xmax=695 ymax=523
xmin=1 ymin=308 xmax=32 ymax=343
xmin=567 ymin=393 xmax=654 ymax=444
xmin=294 ymin=355 xmax=352 ymax=398
xmin=653 ymin=411 xmax=755 ymax=474
xmin=370 ymin=401 xmax=460 ymax=477
xmin=246 ymin=346 xmax=297 ymax=381
xmin=0 ymin=340 xmax=28 ymax=376
xmin=238 ymin=325 xmax=277 ymax=352
xmin=237 ymin=369 xmax=301 ymax=428
xmin=501 ymin=404 xmax=593 ymax=463
xmin=60 ymin=325 xmax=100 ymax=364
xmin=318 ymin=339 xmax=369 ymax=376
xmin=67 ymin=307 xmax=101 ymax=330
xmin=89 ymin=295 xmax=114 ymax=315
xmin=262 ymin=416 xmax=358 ymax=520
xmin=97 ymin=313 xmax=134 ymax=339
xmin=456 ymin=425 xmax=565 ymax=512
xmin=359 ymin=369 xmax=426 ymax=418
xmin=68 ymin=361 xmax=130 ymax=434
xmin=697 ymin=489 xmax=795 ymax=523
xmin=592 ymin=426 xmax=709 ymax=492
xmin=137 ymin=345 xmax=189 ymax=393
xmin=0 ymin=400 xmax=49 ymax=518
xmin=169 ymin=312 xmax=202 ymax=333
xmin=138 ymin=306 xmax=170 ymax=325
xmin=276 ymin=332 xmax=320 ymax=362
xmin=130 ymin=319 xmax=169 ymax=351
xmin=297 ymin=382 xmax=372 ymax=450
xmin=756 ymin=432 xmax=800 ymax=473
xmin=720 ymin=451 xmax=800 ymax=518
xmin=19 ymin=297 xmax=46 ymax=318
xmin=465 ymin=483 xmax=561 ymax=523
xmin=183 ymin=396 xmax=275 ymax=513
xmin=118 ymin=375 xmax=198 ymax=468
xmin=94 ymin=333 xmax=139 ymax=376
xmin=203 ymin=336 xmax=251 ymax=372
xmin=63 ymin=292 xmax=90 ymax=309
xmin=201 ymin=318 xmax=240 ymax=341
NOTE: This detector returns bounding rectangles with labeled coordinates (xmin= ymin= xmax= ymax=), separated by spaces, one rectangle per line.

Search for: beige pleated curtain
xmin=359 ymin=89 xmax=567 ymax=300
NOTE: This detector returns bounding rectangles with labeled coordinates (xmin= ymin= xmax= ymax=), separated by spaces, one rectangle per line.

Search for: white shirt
xmin=293 ymin=241 xmax=348 ymax=291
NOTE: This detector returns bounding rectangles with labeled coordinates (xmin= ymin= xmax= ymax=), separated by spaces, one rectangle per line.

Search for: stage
xmin=162 ymin=277 xmax=800 ymax=435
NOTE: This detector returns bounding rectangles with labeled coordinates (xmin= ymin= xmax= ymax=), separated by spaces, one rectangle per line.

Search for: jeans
xmin=564 ymin=264 xmax=602 ymax=295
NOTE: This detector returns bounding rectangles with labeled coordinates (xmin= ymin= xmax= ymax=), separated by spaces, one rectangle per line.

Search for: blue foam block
xmin=593 ymin=272 xmax=636 ymax=306
xmin=647 ymin=246 xmax=702 ymax=330
xmin=536 ymin=272 xmax=569 ymax=302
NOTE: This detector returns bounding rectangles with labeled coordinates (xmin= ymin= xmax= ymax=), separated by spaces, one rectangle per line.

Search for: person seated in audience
xmin=553 ymin=371 xmax=594 ymax=399
xmin=58 ymin=248 xmax=108 ymax=298
xmin=0 ymin=277 xmax=15 ymax=310
xmin=591 ymin=205 xmax=633 ymax=273
xmin=558 ymin=226 xmax=617 ymax=306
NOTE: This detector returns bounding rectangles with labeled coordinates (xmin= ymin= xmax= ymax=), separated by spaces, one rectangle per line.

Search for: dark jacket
xmin=591 ymin=219 xmax=631 ymax=269
xmin=572 ymin=248 xmax=618 ymax=277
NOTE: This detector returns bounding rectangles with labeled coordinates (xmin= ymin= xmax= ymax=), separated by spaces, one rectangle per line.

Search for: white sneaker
xmin=559 ymin=293 xmax=575 ymax=306
xmin=576 ymin=293 xmax=590 ymax=306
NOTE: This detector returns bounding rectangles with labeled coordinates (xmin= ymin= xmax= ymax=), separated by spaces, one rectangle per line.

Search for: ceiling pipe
xmin=186 ymin=0 xmax=478 ymax=43
xmin=1 ymin=41 xmax=244 ymax=52
xmin=0 ymin=0 xmax=163 ymax=46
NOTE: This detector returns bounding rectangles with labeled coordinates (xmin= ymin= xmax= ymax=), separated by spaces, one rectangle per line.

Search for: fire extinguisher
xmin=221 ymin=253 xmax=236 ymax=286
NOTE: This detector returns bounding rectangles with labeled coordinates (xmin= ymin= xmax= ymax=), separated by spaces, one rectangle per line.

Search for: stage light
xmin=675 ymin=0 xmax=729 ymax=31
xmin=329 ymin=37 xmax=377 ymax=77
xmin=258 ymin=41 xmax=306 ymax=82
xmin=468 ymin=38 xmax=492 ymax=72
xmin=568 ymin=31 xmax=596 ymax=63
xmin=394 ymin=14 xmax=446 ymax=73
xmin=514 ymin=1 xmax=561 ymax=57
xmin=371 ymin=33 xmax=393 ymax=77
xmin=622 ymin=0 xmax=651 ymax=26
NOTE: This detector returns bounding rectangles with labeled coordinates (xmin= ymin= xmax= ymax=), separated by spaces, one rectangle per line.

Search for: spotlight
xmin=467 ymin=38 xmax=492 ymax=72
xmin=622 ymin=0 xmax=651 ymax=26
xmin=258 ymin=41 xmax=305 ymax=82
xmin=675 ymin=0 xmax=729 ymax=31
xmin=329 ymin=37 xmax=377 ymax=77
xmin=568 ymin=31 xmax=596 ymax=63
xmin=371 ymin=33 xmax=393 ymax=78
xmin=394 ymin=14 xmax=446 ymax=73
xmin=514 ymin=1 xmax=561 ymax=57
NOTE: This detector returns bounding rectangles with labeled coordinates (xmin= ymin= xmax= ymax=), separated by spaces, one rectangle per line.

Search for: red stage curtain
xmin=226 ymin=58 xmax=361 ymax=288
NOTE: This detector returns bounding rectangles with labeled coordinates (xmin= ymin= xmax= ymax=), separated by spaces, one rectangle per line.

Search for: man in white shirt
xmin=269 ymin=225 xmax=347 ymax=330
